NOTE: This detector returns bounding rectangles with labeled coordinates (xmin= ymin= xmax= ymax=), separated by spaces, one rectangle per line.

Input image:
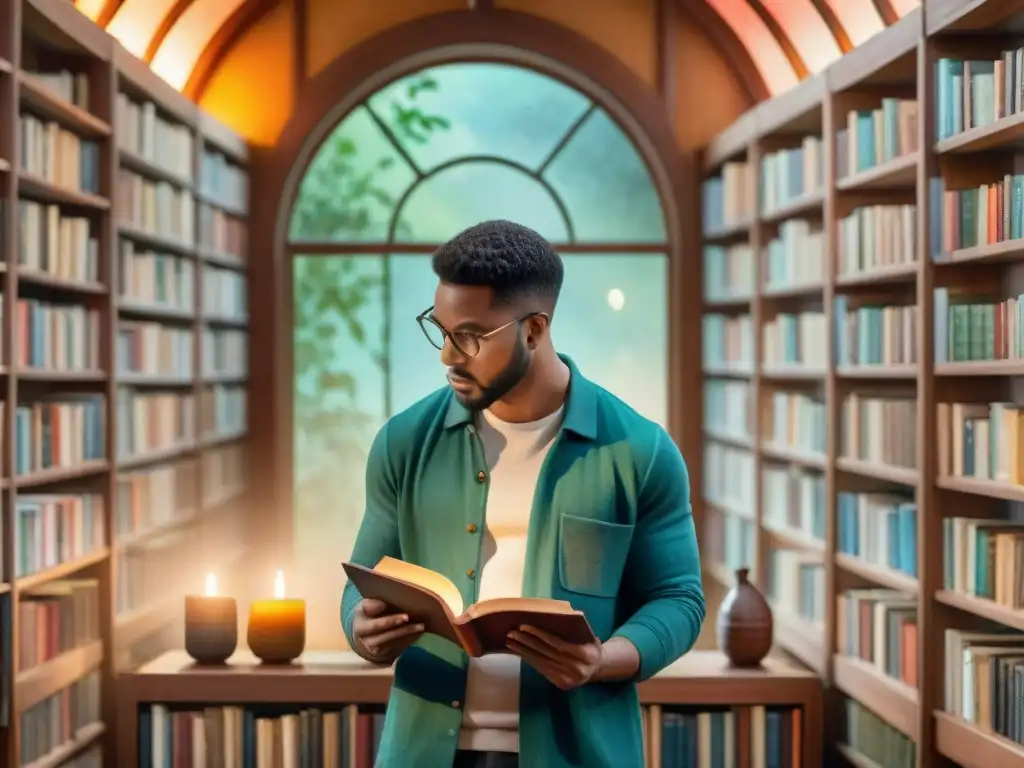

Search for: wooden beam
xmin=95 ymin=0 xmax=124 ymax=27
xmin=871 ymin=0 xmax=900 ymax=26
xmin=293 ymin=0 xmax=306 ymax=97
xmin=746 ymin=0 xmax=809 ymax=80
xmin=184 ymin=0 xmax=278 ymax=101
xmin=656 ymin=0 xmax=677 ymax=114
xmin=673 ymin=0 xmax=768 ymax=105
xmin=143 ymin=0 xmax=193 ymax=63
xmin=809 ymin=0 xmax=853 ymax=53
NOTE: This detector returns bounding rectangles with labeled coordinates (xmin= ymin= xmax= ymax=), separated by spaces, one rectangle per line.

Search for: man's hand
xmin=351 ymin=598 xmax=425 ymax=665
xmin=506 ymin=625 xmax=602 ymax=690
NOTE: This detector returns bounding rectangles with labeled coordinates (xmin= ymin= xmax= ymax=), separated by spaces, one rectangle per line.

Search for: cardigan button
xmin=466 ymin=523 xmax=477 ymax=533
xmin=476 ymin=470 xmax=486 ymax=483
xmin=467 ymin=569 xmax=476 ymax=579
xmin=452 ymin=700 xmax=461 ymax=709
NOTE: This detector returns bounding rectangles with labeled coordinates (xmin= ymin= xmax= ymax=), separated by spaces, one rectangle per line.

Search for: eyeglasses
xmin=416 ymin=306 xmax=543 ymax=357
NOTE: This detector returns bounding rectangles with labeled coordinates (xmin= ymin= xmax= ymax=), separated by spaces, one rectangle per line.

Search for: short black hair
xmin=431 ymin=220 xmax=564 ymax=308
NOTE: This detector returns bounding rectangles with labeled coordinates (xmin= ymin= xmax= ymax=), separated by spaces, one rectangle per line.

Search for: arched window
xmin=286 ymin=61 xmax=670 ymax=643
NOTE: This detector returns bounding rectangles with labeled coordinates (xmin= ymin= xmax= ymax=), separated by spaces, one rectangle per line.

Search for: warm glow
xmin=151 ymin=0 xmax=247 ymax=91
xmin=106 ymin=0 xmax=180 ymax=60
xmin=607 ymin=288 xmax=626 ymax=312
xmin=704 ymin=0 xmax=799 ymax=96
xmin=73 ymin=0 xmax=106 ymax=22
xmin=274 ymin=569 xmax=286 ymax=600
xmin=890 ymin=0 xmax=921 ymax=18
xmin=205 ymin=573 xmax=218 ymax=597
xmin=822 ymin=0 xmax=884 ymax=46
xmin=759 ymin=0 xmax=842 ymax=72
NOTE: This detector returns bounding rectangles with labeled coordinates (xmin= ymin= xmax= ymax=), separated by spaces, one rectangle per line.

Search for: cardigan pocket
xmin=558 ymin=513 xmax=635 ymax=598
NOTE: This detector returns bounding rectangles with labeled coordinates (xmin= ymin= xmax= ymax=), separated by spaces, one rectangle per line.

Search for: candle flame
xmin=273 ymin=569 xmax=285 ymax=600
xmin=205 ymin=573 xmax=218 ymax=597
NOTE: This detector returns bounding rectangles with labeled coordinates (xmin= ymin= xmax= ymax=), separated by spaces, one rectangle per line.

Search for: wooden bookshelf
xmin=117 ymin=650 xmax=822 ymax=767
xmin=0 ymin=1 xmax=251 ymax=767
xmin=700 ymin=1 xmax=1024 ymax=765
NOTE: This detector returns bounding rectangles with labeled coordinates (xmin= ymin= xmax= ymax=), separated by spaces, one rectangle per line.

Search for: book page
xmin=374 ymin=557 xmax=464 ymax=616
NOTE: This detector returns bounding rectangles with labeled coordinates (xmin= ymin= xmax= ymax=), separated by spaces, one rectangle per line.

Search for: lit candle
xmin=247 ymin=569 xmax=306 ymax=664
xmin=184 ymin=572 xmax=238 ymax=665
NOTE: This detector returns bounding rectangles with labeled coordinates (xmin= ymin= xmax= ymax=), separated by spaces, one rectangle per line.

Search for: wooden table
xmin=118 ymin=649 xmax=822 ymax=766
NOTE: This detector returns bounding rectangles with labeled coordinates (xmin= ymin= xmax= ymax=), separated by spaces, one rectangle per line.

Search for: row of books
xmin=14 ymin=397 xmax=106 ymax=476
xmin=840 ymin=394 xmax=916 ymax=469
xmin=761 ymin=311 xmax=827 ymax=371
xmin=204 ymin=267 xmax=247 ymax=319
xmin=702 ymin=161 xmax=756 ymax=234
xmin=14 ymin=298 xmax=100 ymax=371
xmin=844 ymin=698 xmax=916 ymax=768
xmin=938 ymin=401 xmax=1024 ymax=482
xmin=118 ymin=323 xmax=193 ymax=379
xmin=116 ymin=94 xmax=194 ymax=183
xmin=704 ymin=289 xmax=1024 ymax=370
xmin=17 ymin=199 xmax=100 ymax=283
xmin=766 ymin=391 xmax=825 ymax=456
xmin=200 ymin=386 xmax=247 ymax=438
xmin=837 ymin=492 xmax=918 ymax=578
xmin=836 ymin=98 xmax=919 ymax=180
xmin=703 ymin=379 xmax=750 ymax=442
xmin=12 ymin=494 xmax=105 ymax=579
xmin=837 ymin=204 xmax=917 ymax=278
xmin=944 ymin=626 xmax=1024 ymax=745
xmin=767 ymin=548 xmax=824 ymax=627
xmin=759 ymin=137 xmax=824 ymax=215
xmin=943 ymin=515 xmax=1024 ymax=609
xmin=119 ymin=244 xmax=195 ymax=312
xmin=934 ymin=289 xmax=1022 ymax=364
xmin=20 ymin=671 xmax=101 ymax=767
xmin=762 ymin=219 xmax=825 ymax=291
xmin=25 ymin=69 xmax=90 ymax=112
xmin=200 ymin=204 xmax=247 ymax=260
xmin=19 ymin=114 xmax=101 ymax=196
xmin=115 ymin=525 xmax=198 ymax=616
xmin=834 ymin=299 xmax=918 ymax=368
xmin=115 ymin=390 xmax=195 ymax=459
xmin=762 ymin=465 xmax=825 ymax=543
xmin=200 ymin=150 xmax=249 ymax=214
xmin=930 ymin=174 xmax=1024 ymax=254
xmin=118 ymin=169 xmax=195 ymax=246
xmin=204 ymin=329 xmax=247 ymax=379
xmin=115 ymin=461 xmax=197 ymax=543
xmin=703 ymin=244 xmax=753 ymax=302
xmin=704 ymin=441 xmax=754 ymax=516
xmin=703 ymin=314 xmax=752 ymax=373
xmin=657 ymin=705 xmax=802 ymax=768
xmin=17 ymin=578 xmax=100 ymax=671
xmin=203 ymin=444 xmax=246 ymax=505
xmin=936 ymin=55 xmax=1022 ymax=141
xmin=704 ymin=507 xmax=756 ymax=578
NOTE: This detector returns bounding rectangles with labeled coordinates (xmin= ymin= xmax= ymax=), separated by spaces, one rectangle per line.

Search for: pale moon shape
xmin=607 ymin=288 xmax=625 ymax=311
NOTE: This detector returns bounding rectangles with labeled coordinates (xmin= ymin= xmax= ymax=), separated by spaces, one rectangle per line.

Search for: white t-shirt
xmin=459 ymin=405 xmax=564 ymax=753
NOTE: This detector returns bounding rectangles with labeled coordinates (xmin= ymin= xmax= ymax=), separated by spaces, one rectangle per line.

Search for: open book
xmin=343 ymin=557 xmax=595 ymax=657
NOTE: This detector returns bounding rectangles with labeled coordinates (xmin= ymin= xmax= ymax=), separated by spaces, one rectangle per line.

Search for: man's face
xmin=429 ymin=282 xmax=533 ymax=411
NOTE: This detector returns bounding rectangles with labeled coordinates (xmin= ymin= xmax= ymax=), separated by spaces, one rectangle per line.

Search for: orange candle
xmin=247 ymin=569 xmax=305 ymax=664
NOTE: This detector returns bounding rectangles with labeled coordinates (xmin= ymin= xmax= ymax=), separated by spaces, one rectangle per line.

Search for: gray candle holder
xmin=184 ymin=595 xmax=238 ymax=665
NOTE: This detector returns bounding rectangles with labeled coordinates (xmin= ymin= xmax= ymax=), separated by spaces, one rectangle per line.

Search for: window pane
xmin=367 ymin=63 xmax=592 ymax=173
xmin=288 ymin=107 xmax=417 ymax=242
xmin=555 ymin=254 xmax=668 ymax=426
xmin=292 ymin=254 xmax=387 ymax=643
xmin=543 ymin=110 xmax=666 ymax=243
xmin=396 ymin=161 xmax=571 ymax=242
xmin=387 ymin=255 xmax=446 ymax=411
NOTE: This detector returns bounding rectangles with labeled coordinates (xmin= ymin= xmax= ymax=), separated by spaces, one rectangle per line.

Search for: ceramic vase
xmin=716 ymin=567 xmax=773 ymax=667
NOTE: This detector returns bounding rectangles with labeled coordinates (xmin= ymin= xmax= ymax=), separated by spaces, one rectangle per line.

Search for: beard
xmin=451 ymin=336 xmax=531 ymax=412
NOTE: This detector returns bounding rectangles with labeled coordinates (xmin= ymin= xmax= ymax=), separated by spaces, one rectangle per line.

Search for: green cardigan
xmin=341 ymin=356 xmax=705 ymax=767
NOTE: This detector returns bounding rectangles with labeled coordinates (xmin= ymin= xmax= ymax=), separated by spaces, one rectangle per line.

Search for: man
xmin=341 ymin=220 xmax=704 ymax=767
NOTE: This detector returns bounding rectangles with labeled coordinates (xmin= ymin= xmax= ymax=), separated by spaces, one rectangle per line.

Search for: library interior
xmin=5 ymin=0 xmax=1024 ymax=766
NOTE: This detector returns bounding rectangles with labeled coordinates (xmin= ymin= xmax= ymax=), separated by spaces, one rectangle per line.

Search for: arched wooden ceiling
xmin=73 ymin=0 xmax=920 ymax=100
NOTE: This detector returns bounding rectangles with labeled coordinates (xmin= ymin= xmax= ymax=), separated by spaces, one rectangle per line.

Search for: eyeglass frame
xmin=416 ymin=305 xmax=546 ymax=357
